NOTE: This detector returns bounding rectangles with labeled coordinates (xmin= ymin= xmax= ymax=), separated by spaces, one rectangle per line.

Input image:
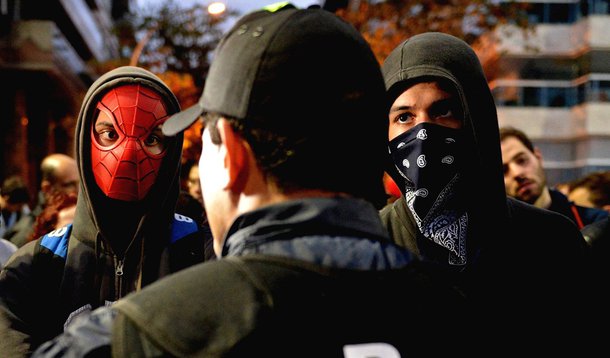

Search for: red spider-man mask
xmin=91 ymin=84 xmax=170 ymax=201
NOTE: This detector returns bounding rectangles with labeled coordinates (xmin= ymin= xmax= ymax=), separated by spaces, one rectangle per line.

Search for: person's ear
xmin=216 ymin=119 xmax=249 ymax=192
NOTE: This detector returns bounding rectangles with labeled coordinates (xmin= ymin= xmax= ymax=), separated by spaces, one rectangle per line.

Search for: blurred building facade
xmin=0 ymin=0 xmax=132 ymax=199
xmin=4 ymin=0 xmax=609 ymax=196
xmin=494 ymin=0 xmax=610 ymax=185
xmin=332 ymin=0 xmax=610 ymax=186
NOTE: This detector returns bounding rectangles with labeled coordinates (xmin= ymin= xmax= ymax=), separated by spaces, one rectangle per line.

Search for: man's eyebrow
xmin=506 ymin=150 xmax=527 ymax=164
xmin=389 ymin=104 xmax=412 ymax=113
xmin=428 ymin=97 xmax=456 ymax=110
xmin=390 ymin=97 xmax=453 ymax=113
xmin=95 ymin=121 xmax=114 ymax=128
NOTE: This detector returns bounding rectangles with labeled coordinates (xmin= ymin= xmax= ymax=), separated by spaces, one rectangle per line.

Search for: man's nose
xmin=509 ymin=163 xmax=526 ymax=180
xmin=118 ymin=137 xmax=144 ymax=168
xmin=414 ymin=112 xmax=433 ymax=126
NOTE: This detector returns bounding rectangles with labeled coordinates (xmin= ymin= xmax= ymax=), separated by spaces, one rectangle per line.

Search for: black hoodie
xmin=0 ymin=67 xmax=209 ymax=357
xmin=379 ymin=33 xmax=592 ymax=349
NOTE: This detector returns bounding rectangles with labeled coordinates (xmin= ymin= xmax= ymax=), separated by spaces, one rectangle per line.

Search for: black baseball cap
xmin=162 ymin=2 xmax=386 ymax=136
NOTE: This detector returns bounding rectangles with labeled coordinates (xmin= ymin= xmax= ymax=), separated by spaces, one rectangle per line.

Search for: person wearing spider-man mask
xmin=0 ymin=66 xmax=212 ymax=357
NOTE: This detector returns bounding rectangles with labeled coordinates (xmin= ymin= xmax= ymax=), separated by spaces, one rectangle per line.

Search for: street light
xmin=207 ymin=2 xmax=226 ymax=15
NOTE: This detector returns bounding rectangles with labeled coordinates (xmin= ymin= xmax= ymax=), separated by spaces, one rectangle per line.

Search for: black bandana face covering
xmin=389 ymin=122 xmax=468 ymax=265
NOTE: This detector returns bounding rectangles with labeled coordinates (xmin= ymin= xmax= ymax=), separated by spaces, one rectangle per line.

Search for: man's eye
xmin=395 ymin=113 xmax=413 ymax=124
xmin=432 ymin=102 xmax=456 ymax=119
xmin=436 ymin=108 xmax=454 ymax=118
xmin=144 ymin=134 xmax=161 ymax=146
xmin=101 ymin=130 xmax=118 ymax=141
xmin=516 ymin=155 xmax=529 ymax=165
xmin=96 ymin=128 xmax=119 ymax=146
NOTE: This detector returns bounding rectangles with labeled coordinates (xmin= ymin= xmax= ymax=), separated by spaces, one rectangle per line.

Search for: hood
xmin=382 ymin=32 xmax=508 ymax=234
xmin=72 ymin=66 xmax=182 ymax=256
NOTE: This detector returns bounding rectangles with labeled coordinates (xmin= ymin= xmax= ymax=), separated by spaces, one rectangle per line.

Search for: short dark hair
xmin=204 ymin=102 xmax=388 ymax=207
xmin=568 ymin=171 xmax=610 ymax=207
xmin=499 ymin=126 xmax=535 ymax=153
xmin=1 ymin=175 xmax=30 ymax=204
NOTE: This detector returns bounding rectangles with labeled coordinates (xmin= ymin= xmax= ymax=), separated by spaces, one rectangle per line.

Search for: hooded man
xmin=380 ymin=32 xmax=592 ymax=350
xmin=0 ymin=66 xmax=211 ymax=357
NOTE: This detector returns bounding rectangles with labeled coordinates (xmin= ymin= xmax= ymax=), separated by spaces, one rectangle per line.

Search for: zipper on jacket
xmin=116 ymin=259 xmax=124 ymax=276
xmin=114 ymin=257 xmax=124 ymax=300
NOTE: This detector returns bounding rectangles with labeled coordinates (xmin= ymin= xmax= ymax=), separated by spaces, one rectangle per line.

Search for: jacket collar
xmin=222 ymin=197 xmax=388 ymax=257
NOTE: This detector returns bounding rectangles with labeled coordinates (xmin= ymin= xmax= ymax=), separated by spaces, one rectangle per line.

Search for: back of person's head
xmin=499 ymin=126 xmax=535 ymax=153
xmin=163 ymin=4 xmax=388 ymax=207
xmin=1 ymin=175 xmax=30 ymax=206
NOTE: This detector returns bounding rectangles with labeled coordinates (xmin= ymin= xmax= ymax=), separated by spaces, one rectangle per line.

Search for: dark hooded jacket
xmin=379 ymin=33 xmax=592 ymax=347
xmin=0 ymin=67 xmax=209 ymax=357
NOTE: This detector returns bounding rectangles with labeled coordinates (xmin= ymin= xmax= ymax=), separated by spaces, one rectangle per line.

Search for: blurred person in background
xmin=186 ymin=161 xmax=203 ymax=208
xmin=566 ymin=171 xmax=610 ymax=323
xmin=568 ymin=171 xmax=610 ymax=213
xmin=0 ymin=188 xmax=18 ymax=267
xmin=500 ymin=126 xmax=608 ymax=229
xmin=176 ymin=160 xmax=213 ymax=259
xmin=569 ymin=171 xmax=610 ymax=271
xmin=26 ymin=191 xmax=78 ymax=244
xmin=3 ymin=153 xmax=79 ymax=247
xmin=177 ymin=160 xmax=206 ymax=224
xmin=0 ymin=175 xmax=31 ymax=240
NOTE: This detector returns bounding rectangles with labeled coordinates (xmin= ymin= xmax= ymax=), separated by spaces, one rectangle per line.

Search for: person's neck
xmin=533 ymin=187 xmax=552 ymax=209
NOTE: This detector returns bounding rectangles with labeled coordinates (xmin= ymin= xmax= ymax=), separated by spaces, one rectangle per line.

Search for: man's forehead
xmin=501 ymin=137 xmax=530 ymax=158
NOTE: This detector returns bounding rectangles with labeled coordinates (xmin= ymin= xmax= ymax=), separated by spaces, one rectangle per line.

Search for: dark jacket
xmin=582 ymin=216 xmax=610 ymax=250
xmin=0 ymin=67 xmax=210 ymax=357
xmin=381 ymin=195 xmax=588 ymax=297
xmin=548 ymin=188 xmax=608 ymax=231
xmin=32 ymin=198 xmax=469 ymax=357
xmin=1 ymin=193 xmax=41 ymax=247
xmin=2 ymin=211 xmax=35 ymax=248
xmin=380 ymin=32 xmax=591 ymax=348
xmin=582 ymin=216 xmax=610 ymax=276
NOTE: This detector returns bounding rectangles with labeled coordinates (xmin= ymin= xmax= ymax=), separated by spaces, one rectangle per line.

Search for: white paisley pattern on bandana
xmin=405 ymin=174 xmax=467 ymax=265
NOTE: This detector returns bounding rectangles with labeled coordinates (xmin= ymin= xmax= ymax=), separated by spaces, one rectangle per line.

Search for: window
xmin=493 ymin=78 xmax=609 ymax=107
xmin=525 ymin=2 xmax=580 ymax=24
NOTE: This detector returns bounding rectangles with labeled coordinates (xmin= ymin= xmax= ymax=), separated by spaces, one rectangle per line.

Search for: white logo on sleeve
xmin=343 ymin=343 xmax=401 ymax=358
xmin=174 ymin=213 xmax=194 ymax=223
xmin=48 ymin=226 xmax=68 ymax=237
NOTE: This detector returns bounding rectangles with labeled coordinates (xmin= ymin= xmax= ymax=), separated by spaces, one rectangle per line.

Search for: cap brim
xmin=162 ymin=102 xmax=205 ymax=136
